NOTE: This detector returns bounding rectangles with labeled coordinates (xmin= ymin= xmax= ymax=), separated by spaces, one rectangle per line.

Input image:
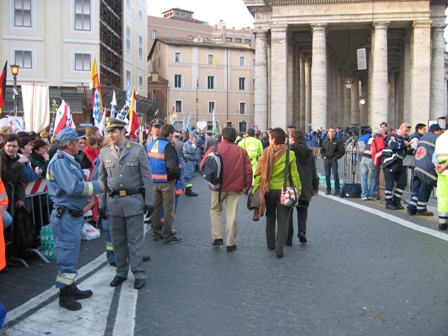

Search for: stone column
xmin=287 ymin=44 xmax=294 ymax=125
xmin=338 ymin=68 xmax=344 ymax=127
xmin=371 ymin=22 xmax=389 ymax=128
xmin=254 ymin=29 xmax=268 ymax=131
xmin=270 ymin=25 xmax=289 ymax=129
xmin=311 ymin=24 xmax=327 ymax=129
xmin=394 ymin=71 xmax=401 ymax=127
xmin=431 ymin=25 xmax=445 ymax=120
xmin=410 ymin=21 xmax=431 ymax=126
xmin=304 ymin=59 xmax=311 ymax=130
xmin=344 ymin=81 xmax=351 ymax=126
xmin=299 ymin=55 xmax=306 ymax=129
xmin=351 ymin=76 xmax=359 ymax=125
xmin=401 ymin=33 xmax=411 ymax=123
xmin=388 ymin=70 xmax=396 ymax=128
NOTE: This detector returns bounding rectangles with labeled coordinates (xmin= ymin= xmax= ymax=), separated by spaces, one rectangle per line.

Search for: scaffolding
xmin=99 ymin=0 xmax=122 ymax=88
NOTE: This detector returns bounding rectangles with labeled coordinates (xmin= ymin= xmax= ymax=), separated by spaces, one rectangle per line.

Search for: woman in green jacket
xmin=252 ymin=128 xmax=301 ymax=258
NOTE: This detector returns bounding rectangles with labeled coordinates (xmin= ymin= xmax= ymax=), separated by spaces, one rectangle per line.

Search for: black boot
xmin=59 ymin=286 xmax=82 ymax=311
xmin=185 ymin=187 xmax=198 ymax=197
xmin=252 ymin=209 xmax=259 ymax=221
xmin=70 ymin=283 xmax=93 ymax=300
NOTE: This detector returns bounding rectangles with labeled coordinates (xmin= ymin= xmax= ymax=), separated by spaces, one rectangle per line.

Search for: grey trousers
xmin=109 ymin=214 xmax=146 ymax=280
xmin=265 ymin=190 xmax=293 ymax=254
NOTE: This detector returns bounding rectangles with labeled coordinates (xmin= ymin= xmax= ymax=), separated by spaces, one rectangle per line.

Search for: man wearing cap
xmin=98 ymin=117 xmax=154 ymax=290
xmin=183 ymin=131 xmax=200 ymax=196
xmin=46 ymin=128 xmax=105 ymax=311
xmin=238 ymin=128 xmax=263 ymax=175
xmin=407 ymin=124 xmax=443 ymax=216
xmin=145 ymin=118 xmax=164 ymax=149
xmin=383 ymin=122 xmax=412 ymax=210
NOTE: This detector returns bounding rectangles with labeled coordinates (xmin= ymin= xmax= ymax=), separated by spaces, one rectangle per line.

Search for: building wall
xmin=122 ymin=0 xmax=148 ymax=95
xmin=149 ymin=39 xmax=255 ymax=132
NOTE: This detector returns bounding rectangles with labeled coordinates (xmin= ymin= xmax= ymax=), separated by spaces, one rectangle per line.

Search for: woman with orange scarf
xmin=252 ymin=128 xmax=301 ymax=258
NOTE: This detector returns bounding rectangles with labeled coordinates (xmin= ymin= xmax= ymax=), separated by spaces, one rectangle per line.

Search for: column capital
xmin=431 ymin=24 xmax=446 ymax=33
xmin=413 ymin=20 xmax=433 ymax=29
xmin=253 ymin=29 xmax=268 ymax=37
xmin=270 ymin=24 xmax=288 ymax=33
xmin=373 ymin=22 xmax=389 ymax=29
xmin=311 ymin=24 xmax=327 ymax=32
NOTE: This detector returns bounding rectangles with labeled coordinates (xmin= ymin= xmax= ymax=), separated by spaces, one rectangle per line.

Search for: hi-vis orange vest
xmin=0 ymin=179 xmax=9 ymax=271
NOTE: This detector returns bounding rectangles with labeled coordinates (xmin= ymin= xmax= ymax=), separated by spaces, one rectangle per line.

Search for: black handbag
xmin=13 ymin=207 xmax=36 ymax=251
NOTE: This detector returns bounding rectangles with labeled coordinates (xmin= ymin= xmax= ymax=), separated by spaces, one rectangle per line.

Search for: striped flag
xmin=117 ymin=80 xmax=131 ymax=121
xmin=168 ymin=104 xmax=177 ymax=126
xmin=90 ymin=57 xmax=103 ymax=129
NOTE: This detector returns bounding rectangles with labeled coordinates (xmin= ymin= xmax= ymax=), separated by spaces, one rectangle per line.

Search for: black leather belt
xmin=68 ymin=209 xmax=84 ymax=218
xmin=108 ymin=189 xmax=143 ymax=197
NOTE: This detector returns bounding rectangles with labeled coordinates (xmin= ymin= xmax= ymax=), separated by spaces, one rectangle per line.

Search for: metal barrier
xmin=4 ymin=179 xmax=51 ymax=267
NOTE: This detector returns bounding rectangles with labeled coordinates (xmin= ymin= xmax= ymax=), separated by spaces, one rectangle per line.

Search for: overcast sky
xmin=147 ymin=0 xmax=254 ymax=29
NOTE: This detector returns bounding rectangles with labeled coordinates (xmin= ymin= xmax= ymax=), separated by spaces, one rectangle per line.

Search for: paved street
xmin=1 ymin=176 xmax=447 ymax=335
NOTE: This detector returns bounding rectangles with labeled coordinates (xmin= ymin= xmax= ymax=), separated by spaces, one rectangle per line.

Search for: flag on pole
xmin=110 ymin=90 xmax=117 ymax=117
xmin=53 ymin=100 xmax=76 ymax=135
xmin=154 ymin=109 xmax=159 ymax=117
xmin=212 ymin=109 xmax=219 ymax=135
xmin=168 ymin=104 xmax=177 ymax=126
xmin=187 ymin=111 xmax=192 ymax=132
xmin=90 ymin=57 xmax=103 ymax=129
xmin=117 ymin=80 xmax=131 ymax=121
xmin=182 ymin=116 xmax=186 ymax=132
xmin=127 ymin=88 xmax=139 ymax=137
xmin=0 ymin=61 xmax=7 ymax=114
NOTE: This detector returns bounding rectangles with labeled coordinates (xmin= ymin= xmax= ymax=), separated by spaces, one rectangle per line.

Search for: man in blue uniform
xmin=98 ymin=118 xmax=154 ymax=290
xmin=183 ymin=131 xmax=200 ymax=196
xmin=383 ymin=122 xmax=411 ymax=210
xmin=47 ymin=128 xmax=105 ymax=311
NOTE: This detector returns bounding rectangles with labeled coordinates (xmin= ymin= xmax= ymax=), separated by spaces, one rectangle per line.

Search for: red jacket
xmin=201 ymin=140 xmax=252 ymax=193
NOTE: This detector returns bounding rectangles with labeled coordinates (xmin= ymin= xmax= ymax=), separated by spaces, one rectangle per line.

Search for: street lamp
xmin=10 ymin=64 xmax=19 ymax=116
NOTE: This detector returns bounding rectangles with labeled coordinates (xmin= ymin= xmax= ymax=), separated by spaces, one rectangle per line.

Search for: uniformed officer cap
xmin=287 ymin=124 xmax=296 ymax=129
xmin=150 ymin=118 xmax=164 ymax=127
xmin=189 ymin=131 xmax=198 ymax=138
xmin=55 ymin=128 xmax=85 ymax=144
xmin=105 ymin=117 xmax=127 ymax=132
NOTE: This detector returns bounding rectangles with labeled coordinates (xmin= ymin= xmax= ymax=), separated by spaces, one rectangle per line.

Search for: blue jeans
xmin=324 ymin=158 xmax=340 ymax=192
xmin=360 ymin=157 xmax=379 ymax=198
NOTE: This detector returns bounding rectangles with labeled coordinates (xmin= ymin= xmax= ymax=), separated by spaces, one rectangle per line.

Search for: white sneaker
xmin=361 ymin=197 xmax=368 ymax=201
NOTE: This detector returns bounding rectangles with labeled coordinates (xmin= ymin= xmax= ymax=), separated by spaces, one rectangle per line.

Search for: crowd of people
xmin=0 ymin=116 xmax=447 ymax=313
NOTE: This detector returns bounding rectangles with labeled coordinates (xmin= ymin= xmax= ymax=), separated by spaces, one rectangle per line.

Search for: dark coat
xmin=0 ymin=149 xmax=26 ymax=203
xmin=290 ymin=141 xmax=319 ymax=202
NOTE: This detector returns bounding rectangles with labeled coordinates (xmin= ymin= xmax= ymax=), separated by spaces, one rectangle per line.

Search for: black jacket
xmin=0 ymin=149 xmax=26 ymax=203
xmin=290 ymin=141 xmax=319 ymax=201
xmin=320 ymin=137 xmax=345 ymax=160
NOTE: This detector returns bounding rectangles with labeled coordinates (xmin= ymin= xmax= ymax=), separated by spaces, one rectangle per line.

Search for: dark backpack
xmin=200 ymin=144 xmax=222 ymax=190
xmin=13 ymin=207 xmax=36 ymax=252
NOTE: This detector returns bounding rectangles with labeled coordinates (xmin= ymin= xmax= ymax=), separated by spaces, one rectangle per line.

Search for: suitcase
xmin=340 ymin=183 xmax=362 ymax=198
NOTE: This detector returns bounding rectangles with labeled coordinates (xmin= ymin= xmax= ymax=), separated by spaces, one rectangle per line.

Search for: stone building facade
xmin=244 ymin=0 xmax=448 ymax=131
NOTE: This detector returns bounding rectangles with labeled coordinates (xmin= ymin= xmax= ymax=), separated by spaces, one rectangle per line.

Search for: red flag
xmin=0 ymin=61 xmax=7 ymax=109
xmin=127 ymin=89 xmax=139 ymax=137
xmin=53 ymin=100 xmax=69 ymax=135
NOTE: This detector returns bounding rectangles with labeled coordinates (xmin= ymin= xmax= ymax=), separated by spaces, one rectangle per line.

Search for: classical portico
xmin=246 ymin=0 xmax=448 ymax=131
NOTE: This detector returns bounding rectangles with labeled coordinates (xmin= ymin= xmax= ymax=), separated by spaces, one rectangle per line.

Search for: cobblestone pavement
xmin=1 ymin=176 xmax=447 ymax=335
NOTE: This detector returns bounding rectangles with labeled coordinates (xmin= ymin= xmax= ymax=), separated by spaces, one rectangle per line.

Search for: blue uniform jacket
xmin=47 ymin=150 xmax=101 ymax=211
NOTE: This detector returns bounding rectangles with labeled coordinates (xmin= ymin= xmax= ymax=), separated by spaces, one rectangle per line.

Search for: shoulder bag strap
xmin=283 ymin=149 xmax=289 ymax=190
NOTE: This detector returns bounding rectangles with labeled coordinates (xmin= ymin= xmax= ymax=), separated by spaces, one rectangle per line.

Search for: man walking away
xmin=238 ymin=128 xmax=263 ymax=176
xmin=147 ymin=124 xmax=182 ymax=244
xmin=200 ymin=127 xmax=252 ymax=252
xmin=320 ymin=127 xmax=345 ymax=195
